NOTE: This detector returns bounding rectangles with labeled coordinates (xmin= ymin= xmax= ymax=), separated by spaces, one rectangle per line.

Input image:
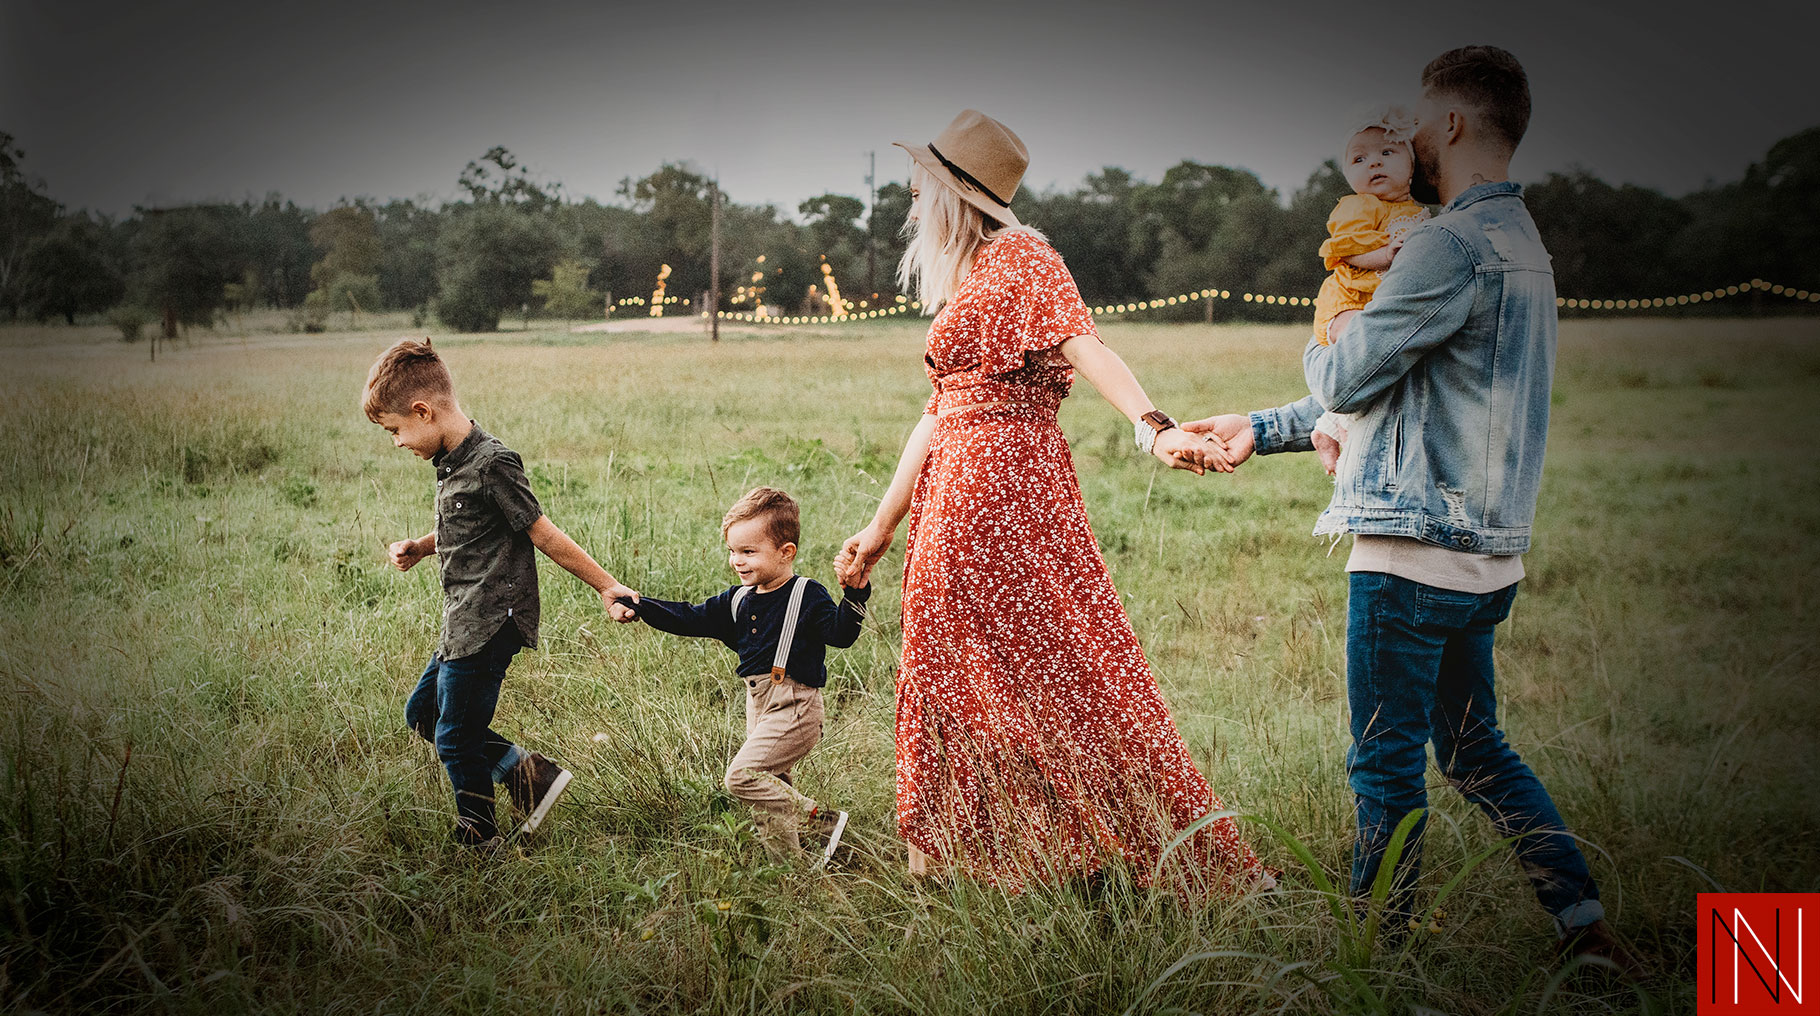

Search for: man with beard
xmin=1185 ymin=46 xmax=1641 ymax=976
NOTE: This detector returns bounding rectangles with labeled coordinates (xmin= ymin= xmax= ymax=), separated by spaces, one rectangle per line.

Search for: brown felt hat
xmin=895 ymin=109 xmax=1025 ymax=228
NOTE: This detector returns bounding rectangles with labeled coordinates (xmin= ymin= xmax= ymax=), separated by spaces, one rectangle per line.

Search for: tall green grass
xmin=2 ymin=316 xmax=1817 ymax=1013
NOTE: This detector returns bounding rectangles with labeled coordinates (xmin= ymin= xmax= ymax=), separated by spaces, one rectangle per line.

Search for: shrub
xmin=108 ymin=306 xmax=152 ymax=342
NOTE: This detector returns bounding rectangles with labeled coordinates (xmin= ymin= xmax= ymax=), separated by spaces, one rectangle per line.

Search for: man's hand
xmin=601 ymin=583 xmax=640 ymax=622
xmin=1179 ymin=414 xmax=1256 ymax=469
xmin=387 ymin=537 xmax=430 ymax=571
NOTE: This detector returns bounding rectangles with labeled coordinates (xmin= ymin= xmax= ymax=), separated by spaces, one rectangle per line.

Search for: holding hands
xmin=1151 ymin=426 xmax=1232 ymax=475
xmin=834 ymin=524 xmax=892 ymax=589
xmin=602 ymin=584 xmax=640 ymax=622
xmin=1179 ymin=414 xmax=1256 ymax=469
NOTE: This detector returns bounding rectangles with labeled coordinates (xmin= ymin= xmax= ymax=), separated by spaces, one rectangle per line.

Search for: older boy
xmin=616 ymin=487 xmax=868 ymax=866
xmin=365 ymin=338 xmax=637 ymax=849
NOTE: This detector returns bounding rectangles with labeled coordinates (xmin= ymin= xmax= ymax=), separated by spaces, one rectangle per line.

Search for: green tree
xmin=22 ymin=214 xmax=124 ymax=324
xmin=1526 ymin=169 xmax=1691 ymax=301
xmin=798 ymin=193 xmax=868 ymax=306
xmin=376 ymin=198 xmax=442 ymax=311
xmin=436 ymin=204 xmax=560 ymax=332
xmin=1027 ymin=168 xmax=1145 ymax=306
xmin=1667 ymin=127 xmax=1820 ymax=297
xmin=305 ymin=204 xmax=382 ymax=319
xmin=460 ymin=146 xmax=563 ymax=211
xmin=617 ymin=164 xmax=715 ymax=303
xmin=868 ymin=181 xmax=911 ymax=297
xmin=1248 ymin=160 xmax=1351 ymax=319
xmin=531 ymin=258 xmax=599 ymax=323
xmin=241 ymin=195 xmax=314 ymax=308
xmin=0 ymin=133 xmax=61 ymax=319
xmin=554 ymin=197 xmax=645 ymax=306
xmin=129 ymin=204 xmax=247 ymax=336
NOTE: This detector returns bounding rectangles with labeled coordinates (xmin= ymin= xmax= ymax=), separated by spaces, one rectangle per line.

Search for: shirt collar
xmin=432 ymin=421 xmax=488 ymax=472
xmin=1441 ymin=180 xmax=1523 ymax=215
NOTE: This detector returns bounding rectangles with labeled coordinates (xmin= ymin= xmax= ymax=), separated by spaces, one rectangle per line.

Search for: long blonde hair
xmin=897 ymin=164 xmax=1043 ymax=313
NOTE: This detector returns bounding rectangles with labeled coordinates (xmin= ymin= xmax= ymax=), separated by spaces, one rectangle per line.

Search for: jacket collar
xmin=1442 ymin=179 xmax=1523 ymax=215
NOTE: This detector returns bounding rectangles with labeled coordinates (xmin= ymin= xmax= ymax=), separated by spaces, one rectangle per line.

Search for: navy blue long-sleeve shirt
xmin=627 ymin=577 xmax=869 ymax=688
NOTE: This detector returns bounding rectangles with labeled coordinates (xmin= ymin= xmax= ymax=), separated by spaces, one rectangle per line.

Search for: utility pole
xmin=865 ymin=150 xmax=877 ymax=296
xmin=709 ymin=179 xmax=721 ymax=342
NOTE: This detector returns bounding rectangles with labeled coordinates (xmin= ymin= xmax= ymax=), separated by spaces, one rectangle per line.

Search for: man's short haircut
xmin=363 ymin=338 xmax=455 ymax=420
xmin=722 ymin=487 xmax=801 ymax=548
xmin=1421 ymin=45 xmax=1531 ymax=152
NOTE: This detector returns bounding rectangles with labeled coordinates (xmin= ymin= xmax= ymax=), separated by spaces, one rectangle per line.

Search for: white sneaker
xmin=809 ymin=809 xmax=849 ymax=870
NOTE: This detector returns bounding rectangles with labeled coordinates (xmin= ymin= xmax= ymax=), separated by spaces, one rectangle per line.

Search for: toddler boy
xmin=617 ymin=487 xmax=867 ymax=866
xmin=364 ymin=337 xmax=638 ymax=849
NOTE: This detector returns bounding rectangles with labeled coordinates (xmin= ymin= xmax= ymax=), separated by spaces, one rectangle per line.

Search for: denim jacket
xmin=1250 ymin=182 xmax=1555 ymax=556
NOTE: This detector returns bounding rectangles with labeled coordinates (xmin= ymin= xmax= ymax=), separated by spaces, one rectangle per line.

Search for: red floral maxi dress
xmin=895 ymin=230 xmax=1263 ymax=895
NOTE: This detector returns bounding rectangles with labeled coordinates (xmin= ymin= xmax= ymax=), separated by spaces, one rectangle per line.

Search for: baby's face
xmin=1341 ymin=128 xmax=1414 ymax=201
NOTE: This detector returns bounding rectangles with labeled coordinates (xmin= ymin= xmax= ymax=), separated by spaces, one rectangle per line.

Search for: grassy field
xmin=2 ymin=314 xmax=1817 ymax=1014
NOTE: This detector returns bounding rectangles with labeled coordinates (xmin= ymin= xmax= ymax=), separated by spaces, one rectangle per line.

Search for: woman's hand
xmin=835 ymin=523 xmax=894 ymax=587
xmin=1153 ymin=427 xmax=1232 ymax=474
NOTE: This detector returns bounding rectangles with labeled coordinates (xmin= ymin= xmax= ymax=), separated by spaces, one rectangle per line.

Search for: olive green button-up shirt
xmin=431 ymin=424 xmax=543 ymax=660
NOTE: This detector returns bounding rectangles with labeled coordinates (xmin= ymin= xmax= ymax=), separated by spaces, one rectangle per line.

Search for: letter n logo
xmin=1699 ymin=893 xmax=1815 ymax=1014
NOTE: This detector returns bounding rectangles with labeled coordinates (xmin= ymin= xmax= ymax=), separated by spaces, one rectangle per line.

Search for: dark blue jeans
xmin=404 ymin=623 xmax=526 ymax=841
xmin=1346 ymin=572 xmax=1602 ymax=933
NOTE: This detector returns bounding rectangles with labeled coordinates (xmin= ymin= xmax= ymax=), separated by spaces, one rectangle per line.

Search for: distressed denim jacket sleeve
xmin=1303 ymin=225 xmax=1477 ymax=414
xmin=1249 ymin=394 xmax=1324 ymax=455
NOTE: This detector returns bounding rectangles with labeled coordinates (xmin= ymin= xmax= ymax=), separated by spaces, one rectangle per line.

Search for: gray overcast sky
xmin=3 ymin=0 xmax=1814 ymax=217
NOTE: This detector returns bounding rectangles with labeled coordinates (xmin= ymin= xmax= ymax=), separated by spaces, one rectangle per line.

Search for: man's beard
xmin=1409 ymin=135 xmax=1442 ymax=205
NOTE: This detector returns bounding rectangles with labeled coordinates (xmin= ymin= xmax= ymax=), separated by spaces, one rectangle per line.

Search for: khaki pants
xmin=724 ymin=674 xmax=824 ymax=857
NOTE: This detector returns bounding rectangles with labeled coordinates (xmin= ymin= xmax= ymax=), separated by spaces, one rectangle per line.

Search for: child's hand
xmin=388 ymin=538 xmax=428 ymax=571
xmin=1312 ymin=417 xmax=1348 ymax=477
xmin=1315 ymin=431 xmax=1342 ymax=476
xmin=601 ymin=584 xmax=640 ymax=623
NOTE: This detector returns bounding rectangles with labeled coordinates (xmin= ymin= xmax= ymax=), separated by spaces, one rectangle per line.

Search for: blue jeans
xmin=1346 ymin=572 xmax=1602 ymax=933
xmin=404 ymin=623 xmax=527 ymax=841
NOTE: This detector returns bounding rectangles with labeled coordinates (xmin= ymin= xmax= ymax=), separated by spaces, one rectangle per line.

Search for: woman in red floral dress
xmin=836 ymin=110 xmax=1270 ymax=896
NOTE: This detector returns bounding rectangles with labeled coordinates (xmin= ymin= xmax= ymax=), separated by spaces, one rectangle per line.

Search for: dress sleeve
xmin=1319 ymin=194 xmax=1389 ymax=270
xmin=483 ymin=449 xmax=545 ymax=532
xmin=978 ymin=233 xmax=1099 ymax=376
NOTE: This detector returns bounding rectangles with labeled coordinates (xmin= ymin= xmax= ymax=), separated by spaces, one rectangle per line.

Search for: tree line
xmin=1 ymin=127 xmax=1815 ymax=338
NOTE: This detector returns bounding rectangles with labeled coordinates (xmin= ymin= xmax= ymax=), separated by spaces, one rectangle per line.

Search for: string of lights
xmin=685 ymin=277 xmax=1814 ymax=326
xmin=593 ymin=272 xmax=1820 ymax=324
xmin=1555 ymin=278 xmax=1819 ymax=310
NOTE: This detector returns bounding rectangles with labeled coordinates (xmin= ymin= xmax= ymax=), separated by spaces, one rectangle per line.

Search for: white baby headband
xmin=1343 ymin=103 xmax=1418 ymax=147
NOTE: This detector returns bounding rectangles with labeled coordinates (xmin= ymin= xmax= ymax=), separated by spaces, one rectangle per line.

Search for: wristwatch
xmin=1134 ymin=410 xmax=1178 ymax=454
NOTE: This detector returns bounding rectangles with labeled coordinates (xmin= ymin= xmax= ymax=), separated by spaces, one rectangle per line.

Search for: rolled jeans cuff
xmin=1553 ymin=899 xmax=1605 ymax=936
xmin=491 ymin=743 xmax=526 ymax=783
